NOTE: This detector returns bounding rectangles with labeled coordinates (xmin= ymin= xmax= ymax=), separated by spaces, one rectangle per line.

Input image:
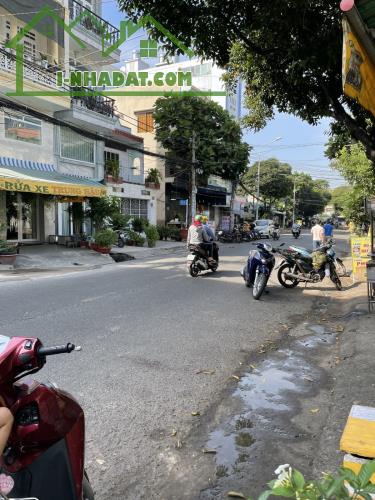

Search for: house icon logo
xmin=5 ymin=7 xmax=225 ymax=98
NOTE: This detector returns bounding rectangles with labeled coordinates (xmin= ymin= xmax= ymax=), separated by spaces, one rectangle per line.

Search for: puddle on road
xmin=205 ymin=325 xmax=335 ymax=477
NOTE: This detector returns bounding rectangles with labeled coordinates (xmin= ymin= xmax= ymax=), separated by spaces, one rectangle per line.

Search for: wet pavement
xmin=200 ymin=322 xmax=339 ymax=499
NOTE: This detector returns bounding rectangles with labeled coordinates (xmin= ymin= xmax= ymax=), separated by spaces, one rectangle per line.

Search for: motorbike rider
xmin=202 ymin=215 xmax=219 ymax=261
xmin=292 ymin=221 xmax=301 ymax=234
xmin=187 ymin=215 xmax=214 ymax=261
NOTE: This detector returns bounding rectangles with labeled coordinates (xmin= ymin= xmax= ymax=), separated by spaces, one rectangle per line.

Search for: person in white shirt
xmin=311 ymin=220 xmax=324 ymax=250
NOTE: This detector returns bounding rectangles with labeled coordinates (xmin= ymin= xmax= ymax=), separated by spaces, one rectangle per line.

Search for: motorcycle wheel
xmin=189 ymin=262 xmax=200 ymax=277
xmin=210 ymin=262 xmax=218 ymax=272
xmin=117 ymin=239 xmax=125 ymax=248
xmin=278 ymin=263 xmax=299 ymax=288
xmin=335 ymin=258 xmax=347 ymax=277
xmin=83 ymin=471 xmax=95 ymax=500
xmin=331 ymin=269 xmax=342 ymax=291
xmin=252 ymin=273 xmax=268 ymax=300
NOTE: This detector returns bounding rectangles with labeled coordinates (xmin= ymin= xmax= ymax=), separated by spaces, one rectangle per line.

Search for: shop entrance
xmin=6 ymin=192 xmax=40 ymax=242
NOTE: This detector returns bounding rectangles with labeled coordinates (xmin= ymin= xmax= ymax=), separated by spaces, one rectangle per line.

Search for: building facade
xmin=0 ymin=0 xmax=149 ymax=244
xmin=116 ymin=54 xmax=243 ymax=229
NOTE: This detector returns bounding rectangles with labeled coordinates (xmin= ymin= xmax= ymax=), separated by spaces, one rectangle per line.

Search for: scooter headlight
xmin=261 ymin=258 xmax=267 ymax=264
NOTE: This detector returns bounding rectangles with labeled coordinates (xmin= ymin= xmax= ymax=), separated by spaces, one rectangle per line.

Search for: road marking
xmin=81 ymin=292 xmax=117 ymax=303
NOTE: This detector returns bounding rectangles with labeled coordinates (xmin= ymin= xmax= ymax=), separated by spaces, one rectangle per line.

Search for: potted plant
xmin=157 ymin=225 xmax=170 ymax=241
xmin=105 ymin=159 xmax=122 ymax=184
xmin=145 ymin=168 xmax=162 ymax=190
xmin=144 ymin=225 xmax=159 ymax=248
xmin=39 ymin=52 xmax=49 ymax=69
xmin=92 ymin=229 xmax=117 ymax=254
xmin=132 ymin=217 xmax=148 ymax=234
xmin=0 ymin=240 xmax=18 ymax=265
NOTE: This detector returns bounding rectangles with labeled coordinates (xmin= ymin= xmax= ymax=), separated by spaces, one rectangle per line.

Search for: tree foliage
xmin=153 ymin=96 xmax=249 ymax=181
xmin=241 ymin=158 xmax=293 ymax=207
xmin=330 ymin=185 xmax=352 ymax=212
xmin=331 ymin=143 xmax=375 ymax=196
xmin=293 ymin=173 xmax=331 ymax=219
xmin=118 ymin=0 xmax=375 ymax=166
xmin=330 ymin=143 xmax=374 ymax=228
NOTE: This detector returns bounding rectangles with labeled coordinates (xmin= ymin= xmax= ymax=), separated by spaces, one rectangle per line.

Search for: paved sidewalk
xmin=110 ymin=240 xmax=186 ymax=259
xmin=0 ymin=240 xmax=187 ymax=278
xmin=1 ymin=244 xmax=113 ymax=273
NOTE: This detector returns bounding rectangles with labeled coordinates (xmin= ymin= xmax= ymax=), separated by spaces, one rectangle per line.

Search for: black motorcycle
xmin=187 ymin=244 xmax=219 ymax=277
xmin=277 ymin=243 xmax=344 ymax=290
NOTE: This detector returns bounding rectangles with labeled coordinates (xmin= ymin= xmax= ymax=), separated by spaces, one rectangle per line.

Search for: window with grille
xmin=5 ymin=113 xmax=42 ymax=145
xmin=122 ymin=199 xmax=148 ymax=219
xmin=60 ymin=127 xmax=95 ymax=164
xmin=136 ymin=112 xmax=154 ymax=133
xmin=17 ymin=27 xmax=36 ymax=60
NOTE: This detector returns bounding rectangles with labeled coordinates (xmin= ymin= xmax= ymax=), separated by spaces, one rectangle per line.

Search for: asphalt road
xmin=0 ymin=231 xmax=349 ymax=499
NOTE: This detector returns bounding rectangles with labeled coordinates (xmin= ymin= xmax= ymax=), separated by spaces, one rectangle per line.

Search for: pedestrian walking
xmin=311 ymin=220 xmax=324 ymax=250
xmin=323 ymin=219 xmax=334 ymax=243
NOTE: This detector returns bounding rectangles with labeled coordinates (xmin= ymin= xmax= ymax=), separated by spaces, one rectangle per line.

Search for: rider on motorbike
xmin=292 ymin=221 xmax=301 ymax=234
xmin=187 ymin=215 xmax=214 ymax=262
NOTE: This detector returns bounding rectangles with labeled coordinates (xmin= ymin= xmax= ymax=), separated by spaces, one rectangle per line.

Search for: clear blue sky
xmin=103 ymin=1 xmax=345 ymax=189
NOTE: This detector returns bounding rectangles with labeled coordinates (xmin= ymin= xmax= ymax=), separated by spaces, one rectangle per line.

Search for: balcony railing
xmin=0 ymin=47 xmax=69 ymax=91
xmin=0 ymin=48 xmax=117 ymax=119
xmin=71 ymin=87 xmax=116 ymax=118
xmin=69 ymin=0 xmax=121 ymax=47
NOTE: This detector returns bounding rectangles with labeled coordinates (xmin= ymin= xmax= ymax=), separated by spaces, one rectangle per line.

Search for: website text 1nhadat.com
xmin=57 ymin=70 xmax=193 ymax=89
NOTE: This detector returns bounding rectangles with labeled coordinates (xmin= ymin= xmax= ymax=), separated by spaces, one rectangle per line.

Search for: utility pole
xmin=292 ymin=180 xmax=296 ymax=224
xmin=191 ymin=131 xmax=197 ymax=221
xmin=255 ymin=157 xmax=261 ymax=220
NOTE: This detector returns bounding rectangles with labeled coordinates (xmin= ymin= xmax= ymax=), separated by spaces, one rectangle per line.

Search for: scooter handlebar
xmin=38 ymin=343 xmax=81 ymax=358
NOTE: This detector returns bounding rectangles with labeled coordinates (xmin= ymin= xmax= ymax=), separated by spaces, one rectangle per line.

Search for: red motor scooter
xmin=0 ymin=335 xmax=94 ymax=500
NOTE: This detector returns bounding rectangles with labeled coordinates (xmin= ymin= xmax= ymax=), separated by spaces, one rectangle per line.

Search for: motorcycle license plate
xmin=187 ymin=254 xmax=195 ymax=261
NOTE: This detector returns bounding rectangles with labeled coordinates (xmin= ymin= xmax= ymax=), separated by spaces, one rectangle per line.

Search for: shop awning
xmin=197 ymin=186 xmax=228 ymax=207
xmin=0 ymin=164 xmax=106 ymax=198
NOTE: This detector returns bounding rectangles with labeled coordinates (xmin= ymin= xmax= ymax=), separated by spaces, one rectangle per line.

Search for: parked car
xmin=254 ymin=219 xmax=274 ymax=238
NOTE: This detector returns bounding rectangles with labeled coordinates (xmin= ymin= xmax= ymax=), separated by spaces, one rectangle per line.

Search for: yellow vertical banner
xmin=351 ymin=236 xmax=371 ymax=281
xmin=342 ymin=19 xmax=375 ymax=117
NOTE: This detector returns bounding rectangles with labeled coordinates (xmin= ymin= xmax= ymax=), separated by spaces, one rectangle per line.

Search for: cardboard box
xmin=340 ymin=405 xmax=375 ymax=458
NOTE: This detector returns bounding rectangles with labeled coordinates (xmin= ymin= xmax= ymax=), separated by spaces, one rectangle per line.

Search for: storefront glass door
xmin=6 ymin=192 xmax=39 ymax=242
xmin=21 ymin=193 xmax=38 ymax=240
xmin=6 ymin=192 xmax=19 ymax=240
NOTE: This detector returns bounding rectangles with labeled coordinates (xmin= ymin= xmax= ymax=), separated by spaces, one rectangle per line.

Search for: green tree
xmin=85 ymin=196 xmax=122 ymax=230
xmin=241 ymin=158 xmax=293 ymax=210
xmin=330 ymin=143 xmax=374 ymax=228
xmin=330 ymin=185 xmax=352 ymax=212
xmin=118 ymin=0 xmax=375 ymax=166
xmin=153 ymin=96 xmax=249 ymax=182
xmin=292 ymin=173 xmax=331 ymax=219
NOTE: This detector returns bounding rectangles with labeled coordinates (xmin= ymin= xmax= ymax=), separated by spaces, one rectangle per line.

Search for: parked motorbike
xmin=277 ymin=242 xmax=344 ymax=290
xmin=187 ymin=244 xmax=219 ymax=277
xmin=0 ymin=337 xmax=94 ymax=500
xmin=241 ymin=242 xmax=277 ymax=300
xmin=116 ymin=230 xmax=126 ymax=248
xmin=217 ymin=230 xmax=234 ymax=243
xmin=292 ymin=227 xmax=301 ymax=239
